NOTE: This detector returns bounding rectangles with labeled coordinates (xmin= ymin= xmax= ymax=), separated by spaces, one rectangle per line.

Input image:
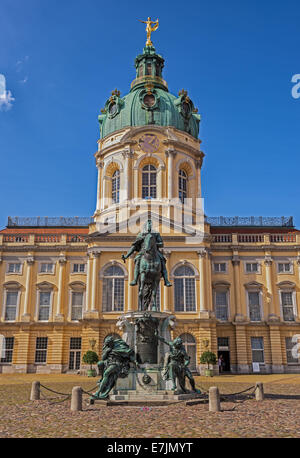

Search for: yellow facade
xmin=0 ymin=122 xmax=300 ymax=375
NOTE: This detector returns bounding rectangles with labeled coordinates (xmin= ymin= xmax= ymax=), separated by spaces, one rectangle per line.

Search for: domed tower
xmin=93 ymin=34 xmax=205 ymax=235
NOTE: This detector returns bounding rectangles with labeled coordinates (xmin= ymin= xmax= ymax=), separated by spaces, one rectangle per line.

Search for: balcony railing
xmin=212 ymin=233 xmax=298 ymax=244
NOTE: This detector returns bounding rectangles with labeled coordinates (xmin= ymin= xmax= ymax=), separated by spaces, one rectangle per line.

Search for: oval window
xmin=143 ymin=94 xmax=155 ymax=108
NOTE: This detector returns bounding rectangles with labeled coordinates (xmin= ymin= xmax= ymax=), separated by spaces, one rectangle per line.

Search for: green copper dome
xmin=98 ymin=46 xmax=201 ymax=139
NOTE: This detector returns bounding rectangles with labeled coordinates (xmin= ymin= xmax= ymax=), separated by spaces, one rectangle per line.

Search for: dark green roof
xmin=98 ymin=46 xmax=201 ymax=139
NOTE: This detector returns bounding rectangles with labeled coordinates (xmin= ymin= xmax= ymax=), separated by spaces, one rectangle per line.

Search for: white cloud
xmin=0 ymin=74 xmax=15 ymax=111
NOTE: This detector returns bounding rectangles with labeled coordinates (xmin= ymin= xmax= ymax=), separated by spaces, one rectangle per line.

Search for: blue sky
xmin=0 ymin=0 xmax=300 ymax=229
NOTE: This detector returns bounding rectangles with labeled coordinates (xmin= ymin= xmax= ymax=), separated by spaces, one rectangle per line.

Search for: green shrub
xmin=200 ymin=351 xmax=217 ymax=369
xmin=82 ymin=350 xmax=99 ymax=369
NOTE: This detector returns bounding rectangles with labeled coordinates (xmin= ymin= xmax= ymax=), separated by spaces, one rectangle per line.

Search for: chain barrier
xmin=39 ymin=384 xmax=71 ymax=396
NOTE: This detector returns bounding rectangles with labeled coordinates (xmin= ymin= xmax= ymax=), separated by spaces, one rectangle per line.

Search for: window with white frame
xmin=38 ymin=290 xmax=51 ymax=321
xmin=251 ymin=337 xmax=264 ymax=363
xmin=102 ymin=265 xmax=124 ymax=312
xmin=71 ymin=291 xmax=84 ymax=320
xmin=174 ymin=265 xmax=196 ymax=312
xmin=278 ymin=262 xmax=292 ymax=273
xmin=285 ymin=337 xmax=299 ymax=364
xmin=142 ymin=164 xmax=157 ymax=199
xmin=4 ymin=290 xmax=18 ymax=321
xmin=35 ymin=337 xmax=48 ymax=363
xmin=7 ymin=263 xmax=21 ymax=274
xmin=178 ymin=169 xmax=187 ymax=203
xmin=245 ymin=262 xmax=259 ymax=273
xmin=112 ymin=169 xmax=120 ymax=204
xmin=0 ymin=337 xmax=14 ymax=363
xmin=214 ymin=262 xmax=227 ymax=273
xmin=40 ymin=263 xmax=54 ymax=274
xmin=72 ymin=263 xmax=86 ymax=274
xmin=214 ymin=290 xmax=228 ymax=321
xmin=248 ymin=291 xmax=262 ymax=321
xmin=280 ymin=291 xmax=295 ymax=321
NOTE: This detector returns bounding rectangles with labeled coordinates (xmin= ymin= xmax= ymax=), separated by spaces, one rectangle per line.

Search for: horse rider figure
xmin=122 ymin=219 xmax=172 ymax=287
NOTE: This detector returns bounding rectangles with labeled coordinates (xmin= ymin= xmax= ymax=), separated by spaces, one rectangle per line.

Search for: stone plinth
xmin=116 ymin=310 xmax=176 ymax=366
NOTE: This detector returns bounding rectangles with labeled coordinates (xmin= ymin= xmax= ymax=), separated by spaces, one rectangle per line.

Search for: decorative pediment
xmin=69 ymin=281 xmax=86 ymax=290
xmin=3 ymin=281 xmax=22 ymax=290
xmin=36 ymin=281 xmax=56 ymax=291
xmin=244 ymin=281 xmax=263 ymax=289
xmin=277 ymin=281 xmax=296 ymax=289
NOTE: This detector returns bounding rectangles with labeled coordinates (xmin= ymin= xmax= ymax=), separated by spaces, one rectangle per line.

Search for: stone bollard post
xmin=30 ymin=381 xmax=40 ymax=401
xmin=209 ymin=386 xmax=221 ymax=412
xmin=255 ymin=382 xmax=264 ymax=401
xmin=71 ymin=386 xmax=82 ymax=411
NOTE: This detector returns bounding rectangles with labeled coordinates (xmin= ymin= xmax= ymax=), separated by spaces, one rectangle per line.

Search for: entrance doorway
xmin=217 ymin=337 xmax=231 ymax=373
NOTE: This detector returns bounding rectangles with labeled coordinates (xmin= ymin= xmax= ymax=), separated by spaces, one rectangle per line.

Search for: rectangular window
xmin=214 ymin=263 xmax=226 ymax=273
xmin=40 ymin=263 xmax=54 ymax=273
xmin=35 ymin=337 xmax=48 ymax=363
xmin=215 ymin=291 xmax=228 ymax=321
xmin=38 ymin=291 xmax=51 ymax=321
xmin=71 ymin=292 xmax=83 ymax=320
xmin=285 ymin=337 xmax=299 ymax=364
xmin=4 ymin=291 xmax=18 ymax=321
xmin=278 ymin=263 xmax=292 ymax=273
xmin=248 ymin=291 xmax=261 ymax=321
xmin=251 ymin=337 xmax=264 ymax=363
xmin=8 ymin=263 xmax=21 ymax=273
xmin=70 ymin=337 xmax=82 ymax=350
xmin=281 ymin=292 xmax=295 ymax=321
xmin=1 ymin=337 xmax=14 ymax=363
xmin=246 ymin=263 xmax=259 ymax=273
xmin=72 ymin=263 xmax=86 ymax=273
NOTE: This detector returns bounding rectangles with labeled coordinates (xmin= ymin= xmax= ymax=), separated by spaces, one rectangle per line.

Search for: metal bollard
xmin=209 ymin=386 xmax=221 ymax=412
xmin=71 ymin=386 xmax=82 ymax=411
xmin=255 ymin=382 xmax=264 ymax=401
xmin=30 ymin=381 xmax=40 ymax=401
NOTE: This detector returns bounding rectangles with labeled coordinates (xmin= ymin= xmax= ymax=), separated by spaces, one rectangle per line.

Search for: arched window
xmin=179 ymin=333 xmax=197 ymax=371
xmin=142 ymin=164 xmax=157 ymax=199
xmin=102 ymin=265 xmax=124 ymax=312
xmin=178 ymin=169 xmax=187 ymax=203
xmin=112 ymin=170 xmax=120 ymax=204
xmin=174 ymin=265 xmax=196 ymax=312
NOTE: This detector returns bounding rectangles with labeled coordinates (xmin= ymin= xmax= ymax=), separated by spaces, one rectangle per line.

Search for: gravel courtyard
xmin=0 ymin=373 xmax=300 ymax=438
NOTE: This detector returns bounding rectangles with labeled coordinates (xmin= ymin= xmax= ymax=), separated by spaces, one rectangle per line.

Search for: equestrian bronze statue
xmin=122 ymin=219 xmax=172 ymax=311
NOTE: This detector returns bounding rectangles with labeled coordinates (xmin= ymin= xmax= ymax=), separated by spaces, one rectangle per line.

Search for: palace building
xmin=1 ymin=38 xmax=300 ymax=375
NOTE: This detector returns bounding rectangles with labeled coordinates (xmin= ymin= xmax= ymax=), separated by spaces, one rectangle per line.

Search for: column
xmin=95 ymin=160 xmax=103 ymax=213
xmin=91 ymin=251 xmax=100 ymax=313
xmin=264 ymin=256 xmax=275 ymax=320
xmin=269 ymin=325 xmax=284 ymax=373
xmin=85 ymin=252 xmax=92 ymax=313
xmin=235 ymin=325 xmax=249 ymax=373
xmin=122 ymin=150 xmax=132 ymax=202
xmin=232 ymin=254 xmax=243 ymax=321
xmin=197 ymin=249 xmax=206 ymax=313
xmin=127 ymin=256 xmax=134 ymax=312
xmin=166 ymin=150 xmax=176 ymax=200
xmin=133 ymin=167 xmax=139 ymax=201
xmin=22 ymin=256 xmax=34 ymax=321
xmin=157 ymin=165 xmax=165 ymax=200
xmin=163 ymin=250 xmax=171 ymax=312
xmin=55 ymin=255 xmax=66 ymax=321
xmin=195 ymin=159 xmax=202 ymax=198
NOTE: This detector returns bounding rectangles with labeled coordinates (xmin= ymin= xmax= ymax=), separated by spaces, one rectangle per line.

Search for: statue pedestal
xmin=106 ymin=310 xmax=202 ymax=405
xmin=117 ymin=310 xmax=176 ymax=366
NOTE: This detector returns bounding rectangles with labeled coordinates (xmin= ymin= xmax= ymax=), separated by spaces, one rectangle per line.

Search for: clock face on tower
xmin=139 ymin=134 xmax=159 ymax=153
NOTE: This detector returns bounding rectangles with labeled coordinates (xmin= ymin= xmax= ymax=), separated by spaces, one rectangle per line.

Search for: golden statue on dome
xmin=139 ymin=17 xmax=159 ymax=47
